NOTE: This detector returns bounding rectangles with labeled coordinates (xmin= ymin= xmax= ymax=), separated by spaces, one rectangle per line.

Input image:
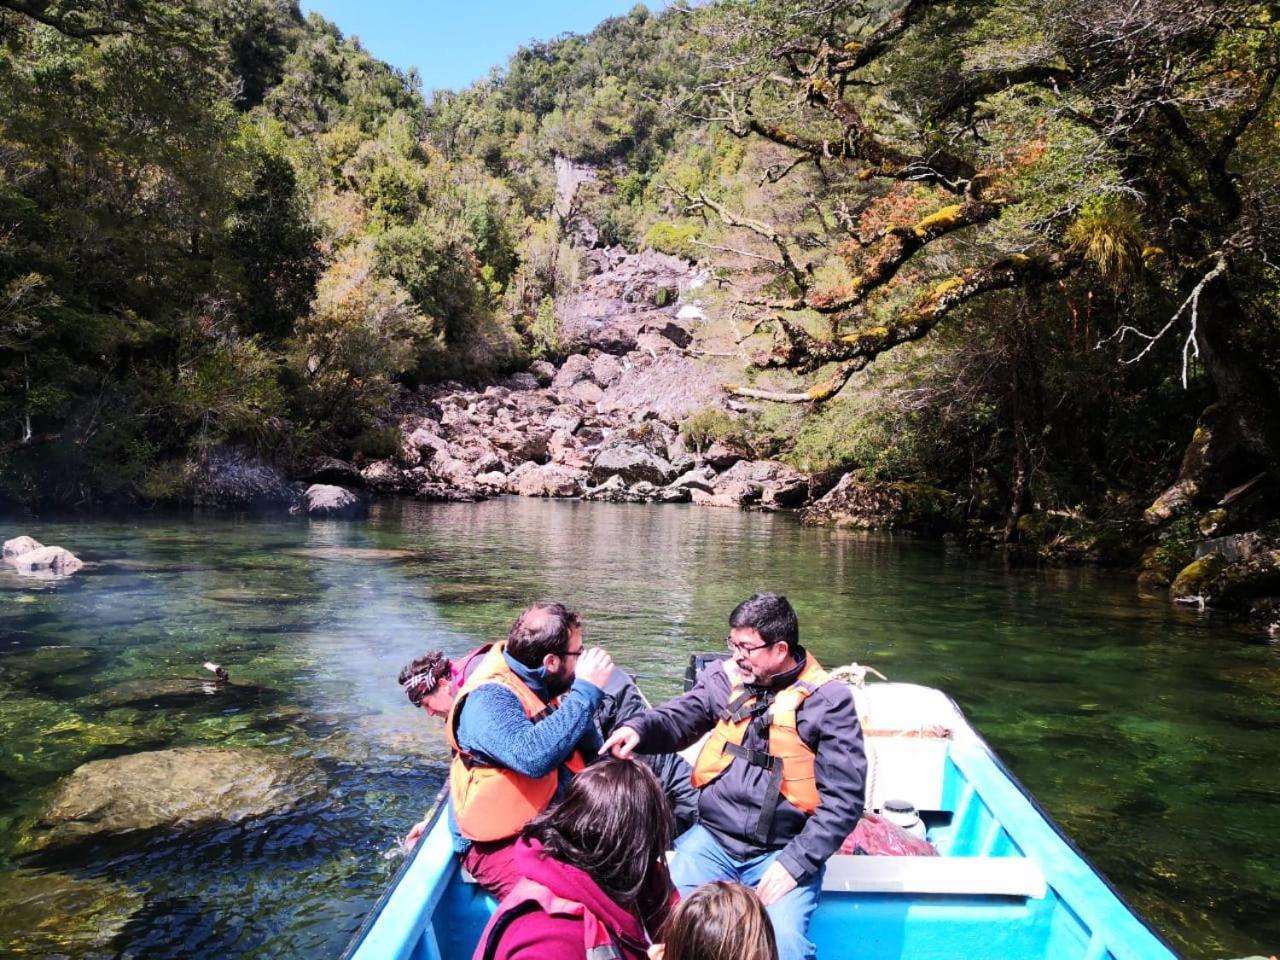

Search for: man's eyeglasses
xmin=726 ymin=636 xmax=772 ymax=655
xmin=554 ymin=649 xmax=584 ymax=658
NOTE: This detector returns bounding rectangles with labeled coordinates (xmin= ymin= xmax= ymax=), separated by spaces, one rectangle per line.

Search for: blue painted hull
xmin=343 ymin=684 xmax=1179 ymax=960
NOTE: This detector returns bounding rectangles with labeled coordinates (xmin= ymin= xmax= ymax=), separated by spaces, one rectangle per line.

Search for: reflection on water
xmin=1 ymin=498 xmax=1277 ymax=958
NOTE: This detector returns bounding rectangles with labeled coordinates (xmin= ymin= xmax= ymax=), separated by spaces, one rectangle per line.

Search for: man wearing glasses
xmin=602 ymin=593 xmax=865 ymax=960
xmin=446 ymin=600 xmax=615 ymax=898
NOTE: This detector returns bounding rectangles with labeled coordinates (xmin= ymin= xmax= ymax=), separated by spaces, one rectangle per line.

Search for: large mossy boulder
xmin=0 ymin=869 xmax=143 ymax=955
xmin=1170 ymin=535 xmax=1280 ymax=613
xmin=190 ymin=449 xmax=295 ymax=510
xmin=1169 ymin=553 xmax=1228 ymax=601
xmin=26 ymin=746 xmax=321 ymax=851
xmin=802 ymin=474 xmax=959 ymax=532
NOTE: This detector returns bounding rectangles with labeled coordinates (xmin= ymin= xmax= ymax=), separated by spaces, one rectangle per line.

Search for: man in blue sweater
xmin=445 ymin=600 xmax=614 ymax=897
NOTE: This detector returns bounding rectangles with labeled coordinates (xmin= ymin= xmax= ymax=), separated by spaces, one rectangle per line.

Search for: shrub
xmin=681 ymin=407 xmax=749 ymax=452
xmin=643 ymin=222 xmax=699 ymax=260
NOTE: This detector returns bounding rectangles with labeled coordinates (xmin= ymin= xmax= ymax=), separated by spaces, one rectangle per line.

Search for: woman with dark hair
xmin=472 ymin=758 xmax=677 ymax=960
xmin=650 ymin=882 xmax=778 ymax=960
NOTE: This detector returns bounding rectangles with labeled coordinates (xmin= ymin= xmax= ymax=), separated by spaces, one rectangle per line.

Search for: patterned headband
xmin=402 ymin=670 xmax=439 ymax=698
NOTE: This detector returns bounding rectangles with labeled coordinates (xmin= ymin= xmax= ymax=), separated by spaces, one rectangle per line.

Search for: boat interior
xmin=350 ymin=680 xmax=1174 ymax=960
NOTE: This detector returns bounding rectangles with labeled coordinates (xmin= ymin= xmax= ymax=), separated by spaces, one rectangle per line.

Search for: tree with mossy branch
xmin=681 ymin=0 xmax=1279 ymax=537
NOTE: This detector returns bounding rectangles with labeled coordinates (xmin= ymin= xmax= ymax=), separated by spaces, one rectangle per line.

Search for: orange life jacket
xmin=474 ymin=877 xmax=623 ymax=960
xmin=446 ymin=643 xmax=586 ymax=842
xmin=691 ymin=655 xmax=829 ymax=818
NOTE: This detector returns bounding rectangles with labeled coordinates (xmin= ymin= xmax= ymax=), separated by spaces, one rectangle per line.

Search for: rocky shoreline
xmin=57 ymin=237 xmax=1273 ymax=636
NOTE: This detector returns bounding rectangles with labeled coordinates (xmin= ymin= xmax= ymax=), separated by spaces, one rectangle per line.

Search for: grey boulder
xmin=28 ymin=746 xmax=322 ymax=851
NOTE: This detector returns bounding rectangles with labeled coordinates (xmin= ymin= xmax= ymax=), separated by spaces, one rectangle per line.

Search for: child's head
xmin=660 ymin=881 xmax=778 ymax=960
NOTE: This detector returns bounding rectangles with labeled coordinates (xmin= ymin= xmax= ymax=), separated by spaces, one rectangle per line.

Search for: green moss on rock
xmin=1170 ymin=553 xmax=1228 ymax=599
xmin=802 ymin=474 xmax=960 ymax=533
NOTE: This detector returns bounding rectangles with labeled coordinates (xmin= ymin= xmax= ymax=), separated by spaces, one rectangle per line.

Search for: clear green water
xmin=0 ymin=499 xmax=1276 ymax=959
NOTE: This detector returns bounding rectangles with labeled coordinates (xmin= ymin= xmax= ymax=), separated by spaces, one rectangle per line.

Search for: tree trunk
xmin=1193 ymin=284 xmax=1280 ymax=481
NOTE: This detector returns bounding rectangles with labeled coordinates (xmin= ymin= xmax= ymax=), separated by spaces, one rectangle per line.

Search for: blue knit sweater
xmin=449 ymin=650 xmax=603 ymax=849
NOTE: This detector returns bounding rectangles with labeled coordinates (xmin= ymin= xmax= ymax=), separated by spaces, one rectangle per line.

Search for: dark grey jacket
xmin=596 ymin=669 xmax=700 ymax=835
xmin=626 ymin=652 xmax=865 ymax=883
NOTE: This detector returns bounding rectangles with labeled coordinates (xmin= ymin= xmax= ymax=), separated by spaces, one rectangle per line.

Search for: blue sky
xmin=299 ymin=1 xmax=673 ymax=94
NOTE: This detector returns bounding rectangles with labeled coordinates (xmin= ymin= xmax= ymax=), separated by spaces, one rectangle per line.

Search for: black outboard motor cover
xmin=684 ymin=653 xmax=726 ymax=692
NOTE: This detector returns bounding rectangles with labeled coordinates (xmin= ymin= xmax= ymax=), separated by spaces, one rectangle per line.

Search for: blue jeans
xmin=671 ymin=824 xmax=823 ymax=960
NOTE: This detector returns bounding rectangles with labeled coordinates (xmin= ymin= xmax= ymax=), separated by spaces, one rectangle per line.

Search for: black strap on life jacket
xmin=725 ymin=740 xmax=785 ymax=846
xmin=719 ymin=688 xmax=756 ymax=723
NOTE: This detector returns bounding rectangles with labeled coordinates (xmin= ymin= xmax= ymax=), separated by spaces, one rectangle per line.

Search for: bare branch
xmin=673 ymin=185 xmax=811 ymax=291
xmin=691 ymin=240 xmax=782 ymax=267
xmin=727 ymin=358 xmax=869 ymax=403
xmin=1100 ymin=253 xmax=1230 ymax=387
xmin=932 ymin=65 xmax=1076 ymax=120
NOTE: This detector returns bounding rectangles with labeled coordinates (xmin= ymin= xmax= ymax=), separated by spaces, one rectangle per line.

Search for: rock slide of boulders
xmin=26 ymin=746 xmax=322 ymax=852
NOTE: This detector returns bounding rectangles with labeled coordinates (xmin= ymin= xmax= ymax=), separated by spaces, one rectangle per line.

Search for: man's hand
xmin=755 ymin=860 xmax=798 ymax=906
xmin=600 ymin=724 xmax=641 ymax=759
xmin=575 ymin=647 xmax=615 ymax=689
xmin=404 ymin=818 xmax=429 ymax=848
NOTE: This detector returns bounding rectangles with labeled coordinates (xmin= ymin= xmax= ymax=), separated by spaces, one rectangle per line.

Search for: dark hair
xmin=729 ymin=593 xmax=799 ymax=655
xmin=660 ymin=882 xmax=778 ymax=960
xmin=524 ymin=758 xmax=673 ymax=905
xmin=398 ymin=650 xmax=453 ymax=706
xmin=505 ymin=601 xmax=581 ymax=669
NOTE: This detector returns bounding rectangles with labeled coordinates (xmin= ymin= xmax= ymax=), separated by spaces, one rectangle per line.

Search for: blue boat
xmin=343 ymin=672 xmax=1179 ymax=960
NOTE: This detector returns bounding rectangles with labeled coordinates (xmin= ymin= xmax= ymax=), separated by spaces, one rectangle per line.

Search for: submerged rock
xmin=7 ymin=545 xmax=84 ymax=578
xmin=2 ymin=646 xmax=97 ymax=680
xmin=28 ymin=746 xmax=322 ymax=851
xmin=0 ymin=868 xmax=143 ymax=955
xmin=285 ymin=547 xmax=420 ymax=562
xmin=89 ymin=675 xmax=272 ymax=710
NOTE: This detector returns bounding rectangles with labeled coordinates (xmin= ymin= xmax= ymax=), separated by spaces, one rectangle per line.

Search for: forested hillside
xmin=2 ymin=0 xmax=1278 ymax=612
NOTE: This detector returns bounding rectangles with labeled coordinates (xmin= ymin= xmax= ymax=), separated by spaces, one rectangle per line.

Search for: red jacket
xmin=472 ymin=838 xmax=672 ymax=960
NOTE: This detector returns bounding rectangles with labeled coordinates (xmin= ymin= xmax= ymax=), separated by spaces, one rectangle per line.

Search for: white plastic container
xmin=881 ymin=797 xmax=927 ymax=840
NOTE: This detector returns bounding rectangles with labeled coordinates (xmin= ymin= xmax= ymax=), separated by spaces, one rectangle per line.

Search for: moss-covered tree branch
xmin=728 ymin=254 xmax=1073 ymax=403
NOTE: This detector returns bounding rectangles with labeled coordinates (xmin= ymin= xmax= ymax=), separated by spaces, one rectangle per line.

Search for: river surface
xmin=0 ymin=498 xmax=1276 ymax=959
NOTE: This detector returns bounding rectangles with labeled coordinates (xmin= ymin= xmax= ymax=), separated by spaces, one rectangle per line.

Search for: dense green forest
xmin=2 ymin=0 xmax=1277 ymax=595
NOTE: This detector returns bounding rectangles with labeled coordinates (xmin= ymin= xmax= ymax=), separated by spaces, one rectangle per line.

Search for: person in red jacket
xmin=473 ymin=758 xmax=676 ymax=960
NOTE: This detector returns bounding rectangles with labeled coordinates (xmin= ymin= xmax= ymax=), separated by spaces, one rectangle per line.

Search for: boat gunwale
xmin=939 ymin=688 xmax=1181 ymax=959
xmin=340 ymin=784 xmax=449 ymax=960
